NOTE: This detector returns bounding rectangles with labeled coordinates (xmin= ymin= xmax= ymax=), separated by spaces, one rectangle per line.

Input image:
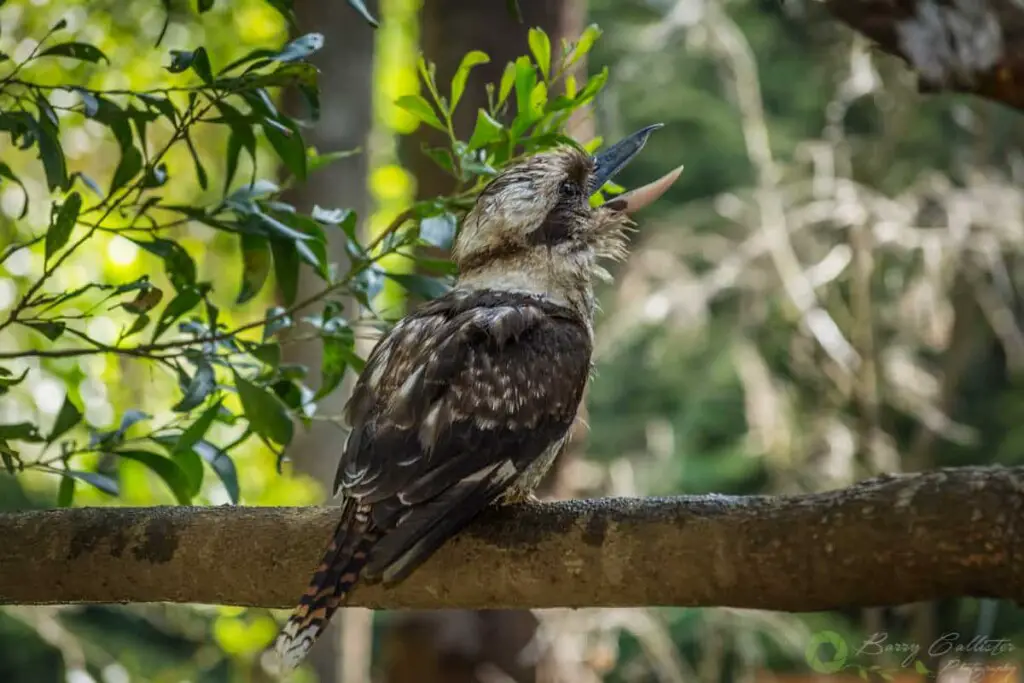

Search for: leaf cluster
xmin=0 ymin=21 xmax=608 ymax=506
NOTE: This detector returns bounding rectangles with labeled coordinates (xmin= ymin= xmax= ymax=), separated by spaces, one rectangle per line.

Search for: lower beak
xmin=590 ymin=124 xmax=684 ymax=215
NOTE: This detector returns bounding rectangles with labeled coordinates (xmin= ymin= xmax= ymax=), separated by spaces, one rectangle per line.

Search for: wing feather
xmin=276 ymin=291 xmax=590 ymax=674
xmin=336 ymin=291 xmax=591 ymax=583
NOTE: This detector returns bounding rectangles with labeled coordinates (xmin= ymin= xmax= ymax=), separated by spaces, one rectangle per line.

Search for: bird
xmin=272 ymin=124 xmax=683 ymax=674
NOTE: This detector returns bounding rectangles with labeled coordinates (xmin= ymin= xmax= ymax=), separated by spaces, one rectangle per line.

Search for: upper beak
xmin=590 ymin=123 xmax=684 ymax=215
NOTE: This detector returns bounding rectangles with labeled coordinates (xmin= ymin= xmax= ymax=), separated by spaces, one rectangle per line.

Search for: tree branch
xmin=824 ymin=0 xmax=1024 ymax=112
xmin=1 ymin=466 xmax=1021 ymax=610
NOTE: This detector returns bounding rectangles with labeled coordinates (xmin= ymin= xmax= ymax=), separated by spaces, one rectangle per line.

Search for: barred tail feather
xmin=273 ymin=501 xmax=379 ymax=674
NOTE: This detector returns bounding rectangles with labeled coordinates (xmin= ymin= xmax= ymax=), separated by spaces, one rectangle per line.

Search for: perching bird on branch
xmin=273 ymin=125 xmax=683 ymax=673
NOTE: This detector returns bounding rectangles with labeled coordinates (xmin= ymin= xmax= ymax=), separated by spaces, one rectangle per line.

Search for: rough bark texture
xmin=824 ymin=0 xmax=1024 ymax=111
xmin=2 ymin=467 xmax=1021 ymax=609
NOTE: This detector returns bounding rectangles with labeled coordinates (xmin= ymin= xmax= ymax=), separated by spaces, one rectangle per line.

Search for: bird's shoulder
xmin=334 ymin=289 xmax=592 ymax=498
xmin=347 ymin=289 xmax=592 ymax=425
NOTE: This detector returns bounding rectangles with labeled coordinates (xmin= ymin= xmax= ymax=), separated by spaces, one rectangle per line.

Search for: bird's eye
xmin=559 ymin=180 xmax=579 ymax=198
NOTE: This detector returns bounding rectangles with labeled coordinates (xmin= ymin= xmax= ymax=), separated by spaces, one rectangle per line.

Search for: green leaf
xmin=38 ymin=42 xmax=109 ymax=63
xmin=175 ymin=398 xmax=222 ymax=455
xmin=263 ymin=117 xmax=307 ymax=181
xmin=35 ymin=106 xmax=69 ymax=192
xmin=0 ymin=368 xmax=29 ymax=397
xmin=498 ymin=61 xmax=517 ymax=107
xmin=419 ymin=212 xmax=457 ymax=249
xmin=131 ymin=238 xmax=197 ymax=291
xmin=45 ymin=191 xmax=82 ymax=262
xmin=271 ymin=377 xmax=314 ymax=417
xmin=220 ymin=106 xmax=256 ymax=194
xmin=421 ymin=146 xmax=456 ymax=176
xmin=347 ymin=0 xmax=379 ymax=27
xmin=0 ymin=441 xmax=16 ymax=474
xmin=506 ymin=0 xmax=523 ymax=22
xmin=254 ymin=210 xmax=313 ymax=243
xmin=195 ymin=440 xmax=240 ymax=503
xmin=197 ymin=0 xmax=214 ymax=11
xmin=167 ymin=49 xmax=196 ymax=73
xmin=513 ymin=57 xmax=537 ymax=119
xmin=122 ymin=312 xmax=150 ymax=338
xmin=269 ymin=238 xmax=299 ymax=306
xmin=529 ymin=81 xmax=547 ymax=120
xmin=131 ymin=237 xmax=196 ymax=290
xmin=571 ymin=24 xmax=602 ymax=64
xmin=467 ymin=109 xmax=504 ymax=150
xmin=110 ymin=146 xmax=143 ymax=195
xmin=168 ymin=47 xmax=213 ymax=84
xmin=49 ymin=394 xmax=82 ymax=442
xmin=914 ymin=661 xmax=930 ymax=675
xmin=241 ymin=87 xmax=279 ymax=119
xmin=251 ymin=343 xmax=281 ymax=368
xmin=298 ymin=81 xmax=320 ymax=121
xmin=183 ymin=129 xmax=209 ymax=190
xmin=395 ymin=95 xmax=446 ymax=132
xmin=114 ymin=409 xmax=150 ymax=441
xmin=413 ymin=256 xmax=458 ymax=276
xmin=57 ymin=474 xmax=74 ymax=506
xmin=308 ymin=148 xmax=359 ymax=174
xmin=263 ymin=306 xmax=293 ymax=340
xmin=89 ymin=96 xmax=135 ymax=153
xmin=274 ymin=32 xmax=324 ymax=62
xmin=311 ymin=205 xmax=353 ymax=225
xmin=276 ymin=215 xmax=327 ymax=276
xmin=142 ymin=162 xmax=169 ymax=188
xmin=528 ymin=28 xmax=551 ymax=80
xmin=116 ymin=449 xmax=192 ymax=504
xmin=138 ymin=92 xmax=177 ymax=123
xmin=233 ymin=371 xmax=294 ymax=446
xmin=21 ymin=320 xmax=66 ymax=341
xmin=0 ymin=422 xmax=44 ymax=441
xmin=173 ymin=360 xmax=216 ymax=412
xmin=151 ymin=286 xmax=202 ymax=342
xmin=174 ymin=445 xmax=203 ymax=499
xmin=122 ymin=286 xmax=163 ymax=315
xmin=238 ymin=234 xmax=272 ymax=305
xmin=224 ymin=127 xmax=249 ymax=193
xmin=62 ymin=469 xmax=118 ymax=496
xmin=385 ymin=272 xmax=451 ymax=300
xmin=317 ymin=333 xmax=353 ymax=401
xmin=576 ymin=66 xmax=608 ymax=105
xmin=0 ymin=162 xmax=29 ymax=218
xmin=450 ymin=50 xmax=489 ymax=113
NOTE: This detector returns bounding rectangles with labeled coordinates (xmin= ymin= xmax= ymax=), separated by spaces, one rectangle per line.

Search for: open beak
xmin=590 ymin=123 xmax=684 ymax=215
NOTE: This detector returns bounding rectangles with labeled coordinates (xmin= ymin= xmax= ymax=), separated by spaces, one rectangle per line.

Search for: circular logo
xmin=806 ymin=631 xmax=848 ymax=674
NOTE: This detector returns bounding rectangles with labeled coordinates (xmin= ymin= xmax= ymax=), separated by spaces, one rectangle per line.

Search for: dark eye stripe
xmin=527 ymin=199 xmax=579 ymax=246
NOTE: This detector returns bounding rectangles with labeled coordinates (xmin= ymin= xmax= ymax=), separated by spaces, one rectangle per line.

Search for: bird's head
xmin=453 ymin=124 xmax=682 ymax=319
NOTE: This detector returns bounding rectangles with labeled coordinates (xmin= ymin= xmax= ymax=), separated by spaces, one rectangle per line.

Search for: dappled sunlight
xmin=1 ymin=0 xmax=1023 ymax=681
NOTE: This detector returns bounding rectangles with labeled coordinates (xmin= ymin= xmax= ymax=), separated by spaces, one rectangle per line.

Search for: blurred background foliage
xmin=1 ymin=0 xmax=1024 ymax=681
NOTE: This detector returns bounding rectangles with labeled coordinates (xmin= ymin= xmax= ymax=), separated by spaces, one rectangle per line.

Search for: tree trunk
xmin=281 ymin=3 xmax=376 ymax=682
xmin=382 ymin=2 xmax=589 ymax=681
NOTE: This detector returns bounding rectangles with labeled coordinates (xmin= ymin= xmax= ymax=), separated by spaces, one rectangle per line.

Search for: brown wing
xmin=274 ymin=291 xmax=591 ymax=671
xmin=334 ymin=290 xmax=592 ymax=584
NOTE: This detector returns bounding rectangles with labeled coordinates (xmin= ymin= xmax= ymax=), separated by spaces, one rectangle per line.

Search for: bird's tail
xmin=272 ymin=501 xmax=379 ymax=674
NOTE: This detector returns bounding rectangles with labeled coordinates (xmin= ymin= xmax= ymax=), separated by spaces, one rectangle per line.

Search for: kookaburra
xmin=273 ymin=124 xmax=681 ymax=672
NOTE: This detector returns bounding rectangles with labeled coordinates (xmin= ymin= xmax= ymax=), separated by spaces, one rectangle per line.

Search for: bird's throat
xmin=455 ymin=260 xmax=596 ymax=328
